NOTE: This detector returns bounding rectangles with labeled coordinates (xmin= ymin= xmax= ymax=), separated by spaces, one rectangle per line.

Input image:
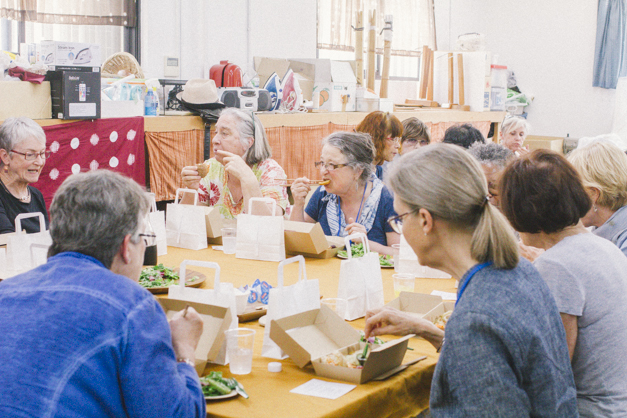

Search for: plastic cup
xmin=393 ymin=273 xmax=415 ymax=298
xmin=222 ymin=227 xmax=237 ymax=254
xmin=320 ymin=298 xmax=347 ymax=319
xmin=225 ymin=328 xmax=255 ymax=375
xmin=392 ymin=244 xmax=401 ymax=272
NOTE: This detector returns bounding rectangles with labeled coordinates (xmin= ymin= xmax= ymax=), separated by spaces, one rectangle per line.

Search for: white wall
xmin=141 ymin=0 xmax=317 ymax=82
xmin=435 ymin=0 xmax=615 ymax=138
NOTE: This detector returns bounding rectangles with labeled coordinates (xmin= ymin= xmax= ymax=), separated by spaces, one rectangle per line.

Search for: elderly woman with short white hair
xmin=0 ymin=117 xmax=50 ymax=234
xmin=181 ymin=108 xmax=288 ymax=217
xmin=500 ymin=116 xmax=530 ymax=155
xmin=568 ymin=140 xmax=627 ymax=256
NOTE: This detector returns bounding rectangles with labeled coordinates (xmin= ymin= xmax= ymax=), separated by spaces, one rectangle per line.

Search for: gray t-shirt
xmin=534 ymin=232 xmax=627 ymax=418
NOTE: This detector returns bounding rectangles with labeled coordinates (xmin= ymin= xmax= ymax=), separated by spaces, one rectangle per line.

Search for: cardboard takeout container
xmin=158 ymin=298 xmax=231 ymax=375
xmin=270 ymin=305 xmax=413 ymax=384
xmin=284 ymin=221 xmax=345 ymax=259
xmin=386 ymin=292 xmax=444 ymax=319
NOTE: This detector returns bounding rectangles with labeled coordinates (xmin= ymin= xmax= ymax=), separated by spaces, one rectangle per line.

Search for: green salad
xmin=200 ymin=371 xmax=238 ymax=397
xmin=337 ymin=243 xmax=394 ymax=267
xmin=139 ymin=264 xmax=197 ymax=288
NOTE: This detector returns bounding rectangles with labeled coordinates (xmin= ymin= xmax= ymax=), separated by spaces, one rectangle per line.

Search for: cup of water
xmin=320 ymin=298 xmax=347 ymax=320
xmin=221 ymin=227 xmax=237 ymax=254
xmin=393 ymin=273 xmax=415 ymax=298
xmin=225 ymin=328 xmax=256 ymax=375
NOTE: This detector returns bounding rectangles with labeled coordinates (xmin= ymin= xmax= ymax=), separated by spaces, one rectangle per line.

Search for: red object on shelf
xmin=210 ymin=61 xmax=242 ymax=87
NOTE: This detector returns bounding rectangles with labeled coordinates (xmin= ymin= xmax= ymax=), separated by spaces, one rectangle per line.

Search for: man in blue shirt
xmin=0 ymin=170 xmax=206 ymax=418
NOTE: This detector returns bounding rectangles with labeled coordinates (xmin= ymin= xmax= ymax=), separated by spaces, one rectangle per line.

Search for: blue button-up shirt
xmin=0 ymin=252 xmax=206 ymax=418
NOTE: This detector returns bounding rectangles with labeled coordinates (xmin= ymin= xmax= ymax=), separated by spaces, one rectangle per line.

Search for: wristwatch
xmin=177 ymin=358 xmax=195 ymax=367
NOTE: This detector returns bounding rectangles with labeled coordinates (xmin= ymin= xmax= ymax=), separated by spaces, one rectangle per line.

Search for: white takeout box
xmin=158 ymin=298 xmax=231 ymax=375
xmin=270 ymin=305 xmax=413 ymax=384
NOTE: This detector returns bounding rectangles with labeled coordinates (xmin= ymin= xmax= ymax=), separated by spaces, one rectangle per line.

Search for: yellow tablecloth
xmin=158 ymin=247 xmax=457 ymax=418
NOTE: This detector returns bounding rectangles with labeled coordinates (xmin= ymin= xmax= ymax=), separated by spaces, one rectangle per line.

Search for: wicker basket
xmin=101 ymin=52 xmax=145 ymax=79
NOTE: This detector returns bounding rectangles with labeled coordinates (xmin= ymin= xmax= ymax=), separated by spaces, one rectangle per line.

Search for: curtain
xmin=317 ymin=0 xmax=436 ymax=57
xmin=593 ymin=0 xmax=627 ymax=89
xmin=0 ymin=0 xmax=136 ymax=27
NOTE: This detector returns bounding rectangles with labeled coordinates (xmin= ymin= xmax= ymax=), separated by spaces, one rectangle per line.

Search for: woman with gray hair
xmin=290 ymin=131 xmax=399 ymax=255
xmin=467 ymin=142 xmax=514 ymax=209
xmin=364 ymin=144 xmax=577 ymax=416
xmin=0 ymin=117 xmax=50 ymax=234
xmin=181 ymin=108 xmax=288 ymax=217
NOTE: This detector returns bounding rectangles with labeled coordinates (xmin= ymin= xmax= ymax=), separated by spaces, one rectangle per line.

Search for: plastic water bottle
xmin=144 ymin=88 xmax=157 ymax=116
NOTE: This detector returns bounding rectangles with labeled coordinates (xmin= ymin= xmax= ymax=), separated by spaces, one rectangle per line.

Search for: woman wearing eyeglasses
xmin=0 ymin=117 xmax=50 ymax=234
xmin=399 ymin=117 xmax=430 ymax=155
xmin=364 ymin=144 xmax=578 ymax=416
xmin=289 ymin=132 xmax=400 ymax=255
xmin=355 ymin=111 xmax=402 ymax=180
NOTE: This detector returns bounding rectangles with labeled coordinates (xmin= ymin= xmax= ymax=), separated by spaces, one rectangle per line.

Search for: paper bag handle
xmin=247 ymin=197 xmax=277 ymax=216
xmin=344 ymin=233 xmax=369 ymax=259
xmin=174 ymin=188 xmax=198 ymax=206
xmin=277 ymin=255 xmax=307 ymax=287
xmin=147 ymin=192 xmax=158 ymax=212
xmin=15 ymin=212 xmax=46 ymax=234
xmin=179 ymin=260 xmax=220 ymax=288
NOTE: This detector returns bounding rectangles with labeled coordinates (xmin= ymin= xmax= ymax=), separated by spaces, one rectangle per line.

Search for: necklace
xmin=0 ymin=177 xmax=31 ymax=202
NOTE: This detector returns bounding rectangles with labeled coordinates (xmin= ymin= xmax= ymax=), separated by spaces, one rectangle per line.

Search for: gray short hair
xmin=219 ymin=108 xmax=272 ymax=165
xmin=0 ymin=117 xmax=46 ymax=168
xmin=48 ymin=170 xmax=150 ymax=269
xmin=467 ymin=142 xmax=514 ymax=169
xmin=323 ymin=132 xmax=375 ymax=183
xmin=388 ymin=143 xmax=519 ymax=269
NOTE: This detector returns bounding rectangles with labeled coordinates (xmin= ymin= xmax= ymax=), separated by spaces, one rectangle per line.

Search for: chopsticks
xmin=183 ymin=304 xmax=190 ymax=318
xmin=274 ymin=179 xmax=330 ymax=186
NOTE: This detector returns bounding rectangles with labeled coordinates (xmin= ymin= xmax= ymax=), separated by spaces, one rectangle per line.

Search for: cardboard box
xmin=47 ymin=70 xmax=101 ymax=119
xmin=158 ymin=298 xmax=231 ymax=375
xmin=204 ymin=207 xmax=223 ymax=238
xmin=40 ymin=41 xmax=101 ymax=68
xmin=423 ymin=301 xmax=455 ymax=326
xmin=270 ymin=305 xmax=413 ymax=384
xmin=386 ymin=292 xmax=444 ymax=319
xmin=524 ymin=135 xmax=564 ymax=154
xmin=0 ymin=81 xmax=52 ymax=120
xmin=284 ymin=221 xmax=345 ymax=258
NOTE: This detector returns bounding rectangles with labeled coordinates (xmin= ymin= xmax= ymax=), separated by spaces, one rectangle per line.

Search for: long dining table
xmin=157 ymin=246 xmax=457 ymax=418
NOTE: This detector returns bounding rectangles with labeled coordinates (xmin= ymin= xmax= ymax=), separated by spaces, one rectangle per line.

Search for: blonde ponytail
xmin=388 ymin=143 xmax=519 ymax=270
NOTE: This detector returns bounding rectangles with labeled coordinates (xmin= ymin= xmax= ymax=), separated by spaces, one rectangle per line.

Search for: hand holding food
xmin=364 ymin=306 xmax=420 ymax=338
xmin=170 ymin=306 xmax=204 ymax=360
xmin=290 ymin=177 xmax=312 ymax=205
xmin=196 ymin=162 xmax=209 ymax=178
xmin=181 ymin=165 xmax=202 ymax=190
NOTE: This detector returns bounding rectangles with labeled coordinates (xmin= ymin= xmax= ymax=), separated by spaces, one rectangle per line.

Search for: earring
xmin=3 ymin=165 xmax=7 ymax=173
xmin=593 ymin=205 xmax=598 ymax=213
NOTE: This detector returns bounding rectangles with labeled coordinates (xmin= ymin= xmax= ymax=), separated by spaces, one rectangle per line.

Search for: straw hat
xmin=176 ymin=78 xmax=225 ymax=109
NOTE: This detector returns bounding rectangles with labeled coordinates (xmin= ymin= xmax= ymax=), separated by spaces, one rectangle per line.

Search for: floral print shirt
xmin=197 ymin=158 xmax=288 ymax=219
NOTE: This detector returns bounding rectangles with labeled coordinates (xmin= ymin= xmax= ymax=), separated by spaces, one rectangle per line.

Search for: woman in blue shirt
xmin=290 ymin=131 xmax=399 ymax=255
xmin=364 ymin=144 xmax=578 ymax=416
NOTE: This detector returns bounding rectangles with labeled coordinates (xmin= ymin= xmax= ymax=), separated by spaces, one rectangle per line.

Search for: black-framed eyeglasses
xmin=387 ymin=210 xmax=418 ymax=234
xmin=314 ymin=161 xmax=348 ymax=171
xmin=139 ymin=233 xmax=157 ymax=246
xmin=11 ymin=149 xmax=51 ymax=161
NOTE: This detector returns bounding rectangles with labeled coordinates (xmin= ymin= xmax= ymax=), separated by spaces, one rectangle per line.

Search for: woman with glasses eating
xmin=289 ymin=132 xmax=399 ymax=255
xmin=364 ymin=144 xmax=578 ymax=416
xmin=0 ymin=117 xmax=50 ymax=234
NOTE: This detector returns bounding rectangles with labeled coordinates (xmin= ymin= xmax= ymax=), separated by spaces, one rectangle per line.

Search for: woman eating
xmin=289 ymin=132 xmax=399 ymax=255
xmin=500 ymin=149 xmax=627 ymax=417
xmin=364 ymin=144 xmax=578 ymax=416
xmin=181 ymin=108 xmax=288 ymax=217
xmin=568 ymin=140 xmax=627 ymax=256
xmin=0 ymin=117 xmax=50 ymax=234
xmin=355 ymin=111 xmax=402 ymax=179
xmin=500 ymin=116 xmax=530 ymax=155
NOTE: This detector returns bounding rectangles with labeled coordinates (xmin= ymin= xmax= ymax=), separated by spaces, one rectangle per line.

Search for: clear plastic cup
xmin=221 ymin=227 xmax=237 ymax=254
xmin=225 ymin=328 xmax=255 ymax=375
xmin=320 ymin=298 xmax=347 ymax=320
xmin=393 ymin=273 xmax=415 ymax=298
xmin=392 ymin=243 xmax=401 ymax=272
